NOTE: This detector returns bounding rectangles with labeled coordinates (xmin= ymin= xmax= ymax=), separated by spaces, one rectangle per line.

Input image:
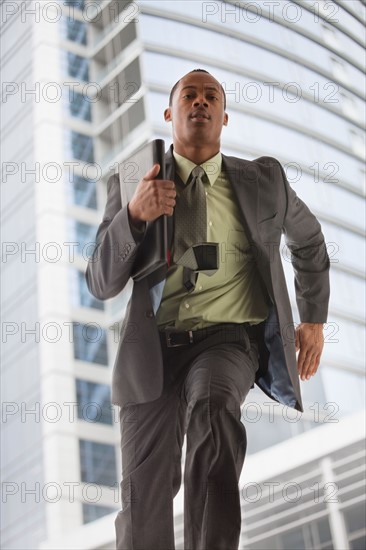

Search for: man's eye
xmin=208 ymin=95 xmax=218 ymax=101
xmin=183 ymin=94 xmax=193 ymax=99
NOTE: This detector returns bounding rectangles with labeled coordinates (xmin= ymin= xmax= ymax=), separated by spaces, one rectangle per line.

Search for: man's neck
xmin=173 ymin=144 xmax=220 ymax=165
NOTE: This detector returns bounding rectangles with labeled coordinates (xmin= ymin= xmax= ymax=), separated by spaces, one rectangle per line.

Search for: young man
xmin=86 ymin=69 xmax=330 ymax=550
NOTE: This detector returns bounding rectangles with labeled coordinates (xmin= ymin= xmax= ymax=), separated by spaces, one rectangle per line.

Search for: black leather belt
xmin=160 ymin=322 xmax=255 ymax=348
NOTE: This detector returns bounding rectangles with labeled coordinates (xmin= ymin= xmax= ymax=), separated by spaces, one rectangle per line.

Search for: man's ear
xmin=164 ymin=108 xmax=172 ymax=122
xmin=223 ymin=112 xmax=228 ymax=127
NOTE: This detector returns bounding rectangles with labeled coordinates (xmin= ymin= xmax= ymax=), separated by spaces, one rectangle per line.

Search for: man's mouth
xmin=190 ymin=111 xmax=210 ymax=121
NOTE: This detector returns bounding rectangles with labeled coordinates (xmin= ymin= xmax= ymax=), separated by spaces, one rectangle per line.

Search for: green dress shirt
xmin=155 ymin=151 xmax=269 ymax=330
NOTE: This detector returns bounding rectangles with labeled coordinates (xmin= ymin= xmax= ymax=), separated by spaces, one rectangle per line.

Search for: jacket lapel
xmin=221 ymin=154 xmax=259 ymax=243
xmin=222 ymin=154 xmax=274 ymax=300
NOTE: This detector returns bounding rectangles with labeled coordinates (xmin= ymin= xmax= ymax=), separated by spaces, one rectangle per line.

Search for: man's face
xmin=164 ymin=72 xmax=228 ymax=151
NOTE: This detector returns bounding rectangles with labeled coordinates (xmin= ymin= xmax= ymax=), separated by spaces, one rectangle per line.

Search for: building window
xmin=94 ymin=22 xmax=137 ymax=79
xmin=246 ymin=518 xmax=333 ymax=549
xmin=82 ymin=503 xmax=116 ymax=524
xmin=350 ymin=535 xmax=366 ymax=550
xmin=344 ymin=503 xmax=366 ymax=547
xmin=67 ymin=52 xmax=89 ymax=81
xmin=79 ymin=439 xmax=117 ymax=486
xmin=69 ymin=91 xmax=92 ymax=122
xmin=64 ymin=0 xmax=85 ymax=10
xmin=65 ymin=17 xmax=87 ymax=45
xmin=73 ymin=220 xmax=96 ymax=257
xmin=72 ymin=175 xmax=97 ymax=209
xmin=70 ymin=131 xmax=94 ymax=163
xmin=73 ymin=322 xmax=108 ymax=366
xmin=281 ymin=527 xmax=306 ymax=549
xmin=77 ymin=270 xmax=104 ymax=310
xmin=315 ymin=517 xmax=332 ymax=547
xmin=112 ymin=56 xmax=141 ymax=107
xmin=76 ymin=379 xmax=113 ymax=425
xmin=127 ymin=98 xmax=145 ymax=133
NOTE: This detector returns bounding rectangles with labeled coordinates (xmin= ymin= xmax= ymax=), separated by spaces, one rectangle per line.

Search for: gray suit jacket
xmin=86 ymin=146 xmax=330 ymax=412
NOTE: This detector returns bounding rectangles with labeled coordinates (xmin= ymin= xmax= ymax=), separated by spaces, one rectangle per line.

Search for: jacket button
xmin=145 ymin=311 xmax=154 ymax=318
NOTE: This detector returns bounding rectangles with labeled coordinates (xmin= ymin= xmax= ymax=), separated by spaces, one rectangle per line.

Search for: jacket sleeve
xmin=279 ymin=162 xmax=330 ymax=323
xmin=85 ymin=173 xmax=146 ymax=300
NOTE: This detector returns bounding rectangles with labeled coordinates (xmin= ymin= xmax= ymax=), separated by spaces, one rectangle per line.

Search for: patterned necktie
xmin=174 ymin=165 xmax=207 ymax=261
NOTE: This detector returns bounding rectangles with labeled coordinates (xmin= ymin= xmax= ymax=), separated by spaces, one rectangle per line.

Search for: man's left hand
xmin=295 ymin=323 xmax=324 ymax=381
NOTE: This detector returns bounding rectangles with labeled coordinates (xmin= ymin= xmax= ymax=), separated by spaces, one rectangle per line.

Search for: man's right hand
xmin=128 ymin=164 xmax=176 ymax=226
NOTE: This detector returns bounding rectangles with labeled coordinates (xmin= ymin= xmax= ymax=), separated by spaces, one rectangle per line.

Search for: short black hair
xmin=169 ymin=69 xmax=227 ymax=109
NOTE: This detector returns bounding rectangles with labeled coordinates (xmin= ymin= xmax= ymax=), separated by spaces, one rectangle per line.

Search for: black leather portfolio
xmin=118 ymin=139 xmax=167 ymax=281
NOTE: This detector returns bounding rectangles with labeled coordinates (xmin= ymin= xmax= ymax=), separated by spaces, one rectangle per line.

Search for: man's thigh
xmin=183 ymin=339 xmax=259 ymax=413
xmin=119 ymin=390 xmax=185 ymax=481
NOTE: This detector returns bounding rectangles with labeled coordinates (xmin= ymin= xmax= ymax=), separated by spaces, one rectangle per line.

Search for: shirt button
xmin=198 ymin=285 xmax=203 ymax=290
xmin=209 ymin=221 xmax=213 ymax=227
xmin=185 ymin=303 xmax=190 ymax=309
xmin=205 ymin=191 xmax=208 ymax=196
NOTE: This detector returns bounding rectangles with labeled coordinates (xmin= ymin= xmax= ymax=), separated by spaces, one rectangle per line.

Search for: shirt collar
xmin=173 ymin=150 xmax=222 ymax=187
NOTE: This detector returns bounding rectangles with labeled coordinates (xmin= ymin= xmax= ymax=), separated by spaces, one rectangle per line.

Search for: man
xmin=86 ymin=69 xmax=330 ymax=550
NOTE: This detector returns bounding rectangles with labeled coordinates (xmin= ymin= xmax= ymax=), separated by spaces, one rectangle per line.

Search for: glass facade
xmin=79 ymin=439 xmax=117 ymax=486
xmin=64 ymin=0 xmax=85 ymax=10
xmin=70 ymin=175 xmax=97 ymax=210
xmin=99 ymin=97 xmax=145 ymax=167
xmin=344 ymin=504 xmax=366 ymax=549
xmin=72 ymin=322 xmax=108 ymax=366
xmin=65 ymin=17 xmax=87 ymax=45
xmin=82 ymin=503 xmax=116 ymax=524
xmin=81 ymin=270 xmax=103 ymax=309
xmin=93 ymin=21 xmax=137 ymax=79
xmin=70 ymin=131 xmax=94 ymax=163
xmin=72 ymin=269 xmax=104 ymax=310
xmin=68 ymin=91 xmax=92 ymax=122
xmin=73 ymin=220 xmax=97 ymax=257
xmin=66 ymin=52 xmax=90 ymax=81
xmin=76 ymin=379 xmax=112 ymax=425
xmin=239 ymin=440 xmax=365 ymax=550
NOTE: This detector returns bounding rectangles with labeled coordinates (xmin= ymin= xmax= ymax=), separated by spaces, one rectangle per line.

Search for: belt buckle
xmin=165 ymin=330 xmax=194 ymax=348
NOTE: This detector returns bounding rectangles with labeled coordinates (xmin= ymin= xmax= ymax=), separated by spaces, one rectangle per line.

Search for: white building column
xmin=321 ymin=457 xmax=349 ymax=550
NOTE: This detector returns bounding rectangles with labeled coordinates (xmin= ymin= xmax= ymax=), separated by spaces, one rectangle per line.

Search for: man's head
xmin=168 ymin=69 xmax=227 ymax=109
xmin=164 ymin=69 xmax=228 ymax=162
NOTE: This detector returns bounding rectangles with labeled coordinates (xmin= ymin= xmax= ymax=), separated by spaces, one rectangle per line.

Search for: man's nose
xmin=193 ymin=97 xmax=208 ymax=108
